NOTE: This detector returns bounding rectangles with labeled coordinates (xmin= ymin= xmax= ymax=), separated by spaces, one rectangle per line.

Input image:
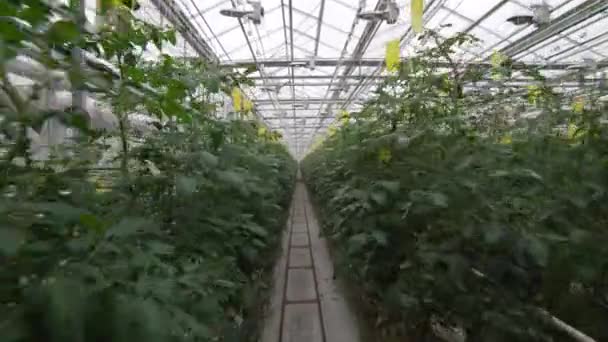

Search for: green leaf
xmin=484 ymin=225 xmax=504 ymax=244
xmin=0 ymin=16 xmax=26 ymax=47
xmin=489 ymin=170 xmax=510 ymax=178
xmin=147 ymin=241 xmax=174 ymax=255
xmin=242 ymin=223 xmax=268 ymax=238
xmin=347 ymin=233 xmax=367 ymax=254
xmin=105 ymin=217 xmax=154 ymax=238
xmin=516 ymin=168 xmax=543 ymax=181
xmin=0 ymin=226 xmax=24 ymax=256
xmin=410 ymin=190 xmax=449 ymax=208
xmin=79 ymin=213 xmax=105 ymax=233
xmin=371 ymin=230 xmax=388 ymax=246
xmin=217 ymin=170 xmax=245 ymax=186
xmin=176 ymin=175 xmax=197 ymax=196
xmin=200 ymin=151 xmax=219 ymax=167
xmin=46 ymin=20 xmax=80 ymax=45
xmin=26 ymin=202 xmax=88 ymax=223
xmin=164 ymin=29 xmax=177 ymax=45
xmin=378 ymin=180 xmax=400 ymax=193
xmin=205 ymin=77 xmax=220 ymax=93
xmin=252 ymin=238 xmax=266 ymax=248
xmin=215 ymin=279 xmax=236 ymax=288
xmin=527 ymin=236 xmax=549 ymax=267
xmin=428 ymin=191 xmax=448 ymax=208
xmin=47 ymin=278 xmax=85 ymax=341
xmin=370 ymin=190 xmax=388 ymax=205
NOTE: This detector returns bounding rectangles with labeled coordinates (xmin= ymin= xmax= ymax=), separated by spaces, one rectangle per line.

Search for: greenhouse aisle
xmin=261 ymin=171 xmax=360 ymax=342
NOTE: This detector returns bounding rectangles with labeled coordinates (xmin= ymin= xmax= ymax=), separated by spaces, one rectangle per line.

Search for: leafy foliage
xmin=1 ymin=1 xmax=295 ymax=341
xmin=303 ymin=29 xmax=608 ymax=341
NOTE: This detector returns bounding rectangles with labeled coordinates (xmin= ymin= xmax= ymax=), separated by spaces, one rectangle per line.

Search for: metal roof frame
xmin=132 ymin=0 xmax=608 ymax=157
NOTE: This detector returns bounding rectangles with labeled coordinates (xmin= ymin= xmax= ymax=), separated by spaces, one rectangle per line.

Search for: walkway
xmin=261 ymin=174 xmax=361 ymax=342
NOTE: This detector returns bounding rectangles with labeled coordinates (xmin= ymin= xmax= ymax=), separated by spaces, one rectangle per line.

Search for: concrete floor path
xmin=260 ymin=172 xmax=361 ymax=342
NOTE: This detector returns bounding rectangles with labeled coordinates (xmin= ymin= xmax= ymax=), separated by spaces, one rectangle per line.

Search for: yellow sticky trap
xmin=232 ymin=87 xmax=242 ymax=112
xmin=385 ymin=40 xmax=401 ymax=72
xmin=567 ymin=123 xmax=578 ymax=139
xmin=244 ymin=99 xmax=253 ymax=113
xmin=499 ymin=134 xmax=512 ymax=145
xmin=311 ymin=136 xmax=325 ymax=150
xmin=491 ymin=50 xmax=507 ymax=80
xmin=491 ymin=50 xmax=506 ymax=68
xmin=328 ymin=126 xmax=337 ymax=137
xmin=527 ymin=85 xmax=540 ymax=105
xmin=257 ymin=126 xmax=267 ymax=137
xmin=572 ymin=96 xmax=585 ymax=114
xmin=339 ymin=110 xmax=350 ymax=125
xmin=378 ymin=147 xmax=392 ymax=164
xmin=411 ymin=0 xmax=424 ymax=34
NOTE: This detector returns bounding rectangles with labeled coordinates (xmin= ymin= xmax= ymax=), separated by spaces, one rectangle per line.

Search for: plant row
xmin=303 ymin=31 xmax=608 ymax=342
xmin=1 ymin=1 xmax=296 ymax=341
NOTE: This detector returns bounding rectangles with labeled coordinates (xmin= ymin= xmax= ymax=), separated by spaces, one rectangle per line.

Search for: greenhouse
xmin=1 ymin=0 xmax=608 ymax=341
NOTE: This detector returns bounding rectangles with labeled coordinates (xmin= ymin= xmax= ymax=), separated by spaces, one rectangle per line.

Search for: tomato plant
xmin=0 ymin=1 xmax=295 ymax=341
xmin=303 ymin=29 xmax=608 ymax=342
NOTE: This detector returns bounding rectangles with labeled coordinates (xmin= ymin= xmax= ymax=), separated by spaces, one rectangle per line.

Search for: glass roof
xmin=133 ymin=0 xmax=608 ymax=156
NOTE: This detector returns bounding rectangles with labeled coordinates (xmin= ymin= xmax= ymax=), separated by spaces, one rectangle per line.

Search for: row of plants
xmin=1 ymin=1 xmax=296 ymax=341
xmin=303 ymin=30 xmax=608 ymax=341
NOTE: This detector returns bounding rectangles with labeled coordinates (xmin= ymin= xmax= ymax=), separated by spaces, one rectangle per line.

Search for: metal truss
xmin=221 ymin=58 xmax=607 ymax=69
xmin=169 ymin=0 xmax=608 ymax=157
xmin=501 ymin=0 xmax=608 ymax=58
xmin=149 ymin=0 xmax=217 ymax=61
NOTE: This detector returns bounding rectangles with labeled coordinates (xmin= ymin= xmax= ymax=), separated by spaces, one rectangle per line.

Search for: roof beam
xmin=188 ymin=0 xmax=224 ymax=20
xmin=331 ymin=0 xmax=358 ymax=11
xmin=221 ymin=58 xmax=606 ymax=69
xmin=462 ymin=0 xmax=508 ymax=34
xmin=293 ymin=29 xmax=341 ymax=52
xmin=291 ymin=6 xmax=356 ymax=38
xmin=256 ymin=81 xmax=381 ymax=87
xmin=515 ymin=14 xmax=608 ymax=61
xmin=249 ymin=75 xmax=388 ymax=80
xmin=314 ymin=0 xmax=325 ymax=58
xmin=254 ymin=98 xmax=350 ymax=104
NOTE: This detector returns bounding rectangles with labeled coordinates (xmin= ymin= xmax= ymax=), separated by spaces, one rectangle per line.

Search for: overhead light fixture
xmin=220 ymin=1 xmax=264 ymax=25
xmin=358 ymin=0 xmax=399 ymax=24
xmin=506 ymin=15 xmax=534 ymax=26
xmin=507 ymin=2 xmax=550 ymax=27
